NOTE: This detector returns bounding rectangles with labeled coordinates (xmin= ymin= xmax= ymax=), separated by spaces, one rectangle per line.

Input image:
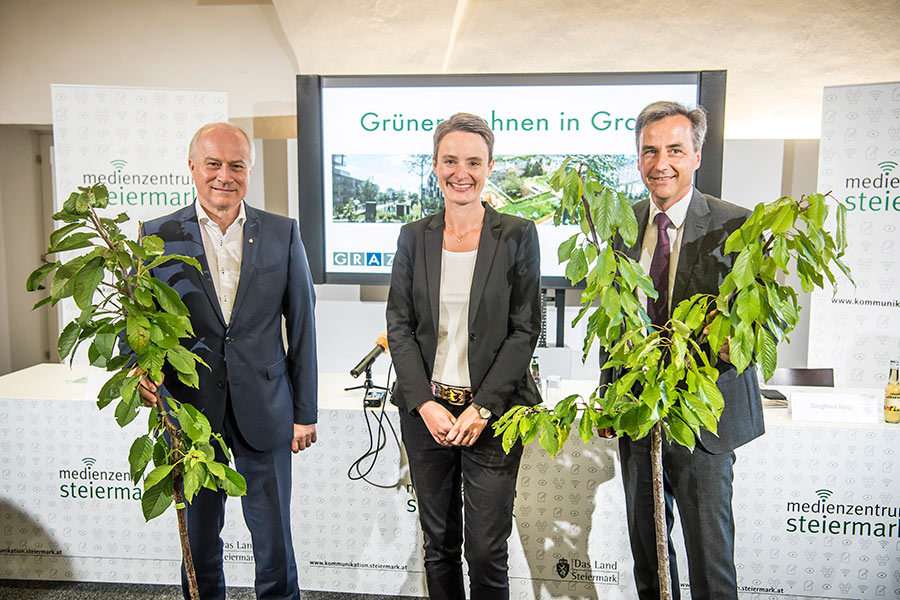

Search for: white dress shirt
xmin=636 ymin=188 xmax=693 ymax=315
xmin=196 ymin=200 xmax=246 ymax=324
xmin=432 ymin=248 xmax=478 ymax=387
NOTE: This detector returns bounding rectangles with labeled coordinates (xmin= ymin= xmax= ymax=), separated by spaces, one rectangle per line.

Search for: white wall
xmin=3 ymin=0 xmax=898 ymax=138
xmin=0 ymin=0 xmax=297 ymax=125
xmin=0 ymin=127 xmax=51 ymax=373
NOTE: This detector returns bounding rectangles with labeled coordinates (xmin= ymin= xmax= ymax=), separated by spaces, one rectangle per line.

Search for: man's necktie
xmin=648 ymin=212 xmax=673 ymax=327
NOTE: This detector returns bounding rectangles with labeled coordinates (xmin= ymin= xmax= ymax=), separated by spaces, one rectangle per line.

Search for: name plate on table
xmin=789 ymin=388 xmax=881 ymax=424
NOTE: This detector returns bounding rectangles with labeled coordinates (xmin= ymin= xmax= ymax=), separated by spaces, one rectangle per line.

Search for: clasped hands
xmin=418 ymin=400 xmax=488 ymax=447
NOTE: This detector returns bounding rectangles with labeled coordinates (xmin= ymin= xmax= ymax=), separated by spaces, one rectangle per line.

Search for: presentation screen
xmin=297 ymin=72 xmax=726 ymax=286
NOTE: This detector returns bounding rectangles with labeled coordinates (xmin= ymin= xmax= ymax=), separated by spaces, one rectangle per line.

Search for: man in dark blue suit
xmin=137 ymin=122 xmax=318 ymax=600
xmin=601 ymin=102 xmax=764 ymax=600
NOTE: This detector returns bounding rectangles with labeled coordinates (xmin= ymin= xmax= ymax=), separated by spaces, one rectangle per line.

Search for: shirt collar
xmin=648 ymin=187 xmax=693 ymax=229
xmin=195 ymin=200 xmax=246 ymax=232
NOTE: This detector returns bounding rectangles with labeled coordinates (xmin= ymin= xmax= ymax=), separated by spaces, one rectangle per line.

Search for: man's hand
xmin=445 ymin=405 xmax=489 ymax=447
xmin=417 ymin=400 xmax=457 ymax=446
xmin=129 ymin=366 xmax=163 ymax=408
xmin=597 ymin=427 xmax=616 ymax=439
xmin=292 ymin=423 xmax=317 ymax=453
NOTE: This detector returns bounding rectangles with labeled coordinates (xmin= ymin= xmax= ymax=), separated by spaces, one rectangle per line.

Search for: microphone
xmin=350 ymin=333 xmax=389 ymax=378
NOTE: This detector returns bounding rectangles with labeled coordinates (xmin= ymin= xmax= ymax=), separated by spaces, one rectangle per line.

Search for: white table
xmin=1 ymin=364 xmax=897 ymax=598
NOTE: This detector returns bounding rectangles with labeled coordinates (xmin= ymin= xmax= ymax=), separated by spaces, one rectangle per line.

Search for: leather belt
xmin=430 ymin=380 xmax=473 ymax=406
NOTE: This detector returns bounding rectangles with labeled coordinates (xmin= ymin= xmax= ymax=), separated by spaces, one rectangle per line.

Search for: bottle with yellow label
xmin=885 ymin=360 xmax=900 ymax=424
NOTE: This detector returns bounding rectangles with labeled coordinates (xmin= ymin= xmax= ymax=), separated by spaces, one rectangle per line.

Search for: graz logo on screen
xmin=57 ymin=456 xmax=142 ymax=501
xmin=333 ymin=251 xmax=395 ymax=268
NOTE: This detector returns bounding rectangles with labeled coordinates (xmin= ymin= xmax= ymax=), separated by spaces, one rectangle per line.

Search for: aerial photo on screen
xmin=330 ymin=153 xmax=648 ymax=224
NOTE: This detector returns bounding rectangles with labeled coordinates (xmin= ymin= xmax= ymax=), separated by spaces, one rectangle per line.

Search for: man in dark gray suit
xmin=601 ymin=101 xmax=764 ymax=600
xmin=136 ymin=122 xmax=317 ymax=600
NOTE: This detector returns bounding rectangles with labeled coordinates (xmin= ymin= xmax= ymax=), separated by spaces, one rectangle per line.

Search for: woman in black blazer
xmin=386 ymin=113 xmax=541 ymax=600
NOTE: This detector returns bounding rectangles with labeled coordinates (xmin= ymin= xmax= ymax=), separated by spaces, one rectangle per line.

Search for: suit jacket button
xmin=469 ymin=333 xmax=476 ymax=342
xmin=225 ymin=337 xmax=233 ymax=344
xmin=217 ymin=381 xmax=225 ymax=389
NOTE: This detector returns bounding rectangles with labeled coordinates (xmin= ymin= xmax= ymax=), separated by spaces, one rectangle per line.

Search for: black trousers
xmin=181 ymin=393 xmax=301 ymax=600
xmin=619 ymin=434 xmax=738 ymax=600
xmin=400 ymin=401 xmax=523 ymax=600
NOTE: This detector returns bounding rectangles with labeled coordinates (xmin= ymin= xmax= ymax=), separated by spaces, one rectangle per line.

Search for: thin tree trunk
xmin=159 ymin=404 xmax=200 ymax=600
xmin=173 ymin=468 xmax=199 ymax=600
xmin=650 ymin=421 xmax=672 ymax=600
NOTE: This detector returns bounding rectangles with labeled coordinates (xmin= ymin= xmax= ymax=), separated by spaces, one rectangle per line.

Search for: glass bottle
xmin=885 ymin=360 xmax=900 ymax=424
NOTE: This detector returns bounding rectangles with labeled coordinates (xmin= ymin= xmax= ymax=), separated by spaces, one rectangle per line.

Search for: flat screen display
xmin=297 ymin=72 xmax=726 ymax=286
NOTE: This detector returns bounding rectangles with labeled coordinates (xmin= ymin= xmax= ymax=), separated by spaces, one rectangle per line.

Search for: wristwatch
xmin=471 ymin=403 xmax=492 ymax=420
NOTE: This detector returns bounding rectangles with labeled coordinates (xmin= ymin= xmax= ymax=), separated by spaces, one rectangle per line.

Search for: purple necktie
xmin=648 ymin=212 xmax=673 ymax=327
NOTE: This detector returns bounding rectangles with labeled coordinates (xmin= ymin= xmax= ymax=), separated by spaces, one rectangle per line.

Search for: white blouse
xmin=432 ymin=247 xmax=478 ymax=387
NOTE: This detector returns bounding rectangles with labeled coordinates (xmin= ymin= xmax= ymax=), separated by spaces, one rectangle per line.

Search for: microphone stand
xmin=344 ymin=366 xmax=390 ymax=407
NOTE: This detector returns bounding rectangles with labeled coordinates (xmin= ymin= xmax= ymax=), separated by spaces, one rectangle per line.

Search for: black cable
xmin=347 ymin=363 xmax=404 ymax=488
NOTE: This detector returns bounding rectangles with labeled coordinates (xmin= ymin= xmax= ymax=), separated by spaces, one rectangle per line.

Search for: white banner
xmin=810 ymin=82 xmax=900 ymax=387
xmin=3 ymin=368 xmax=898 ymax=598
xmin=49 ymin=84 xmax=227 ymax=338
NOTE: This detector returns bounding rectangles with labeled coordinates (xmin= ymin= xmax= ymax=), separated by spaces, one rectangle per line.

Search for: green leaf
xmin=149 ymin=278 xmax=189 ymax=317
xmin=166 ymin=344 xmax=196 ymax=374
xmin=723 ymin=228 xmax=746 ymax=254
xmin=755 ymin=324 xmax=778 ymax=381
xmin=141 ymin=235 xmax=165 ymax=257
xmin=578 ymin=408 xmax=595 ymax=443
xmin=48 ymin=231 xmax=97 ymax=253
xmin=805 ymin=193 xmax=827 ymax=229
xmin=57 ymin=321 xmax=81 ymax=360
xmin=735 ymin=285 xmax=761 ymax=323
xmin=772 ymin=236 xmax=789 ymax=270
xmin=49 ymin=223 xmax=83 ymax=250
xmin=114 ymin=392 xmax=141 ymax=427
xmin=128 ymin=435 xmax=154 ymax=483
xmin=537 ymin=414 xmax=560 ymax=456
xmin=730 ymin=321 xmax=753 ymax=372
xmin=598 ymin=245 xmax=617 ymax=286
xmin=146 ymin=253 xmax=203 ymax=273
xmin=144 ymin=464 xmax=174 ymax=489
xmin=501 ymin=418 xmax=519 ymax=453
xmin=141 ymin=472 xmax=174 ymax=521
xmin=183 ymin=465 xmax=201 ymax=503
xmin=180 ymin=402 xmax=212 ymax=442
xmin=565 ymin=247 xmax=588 ymax=284
xmin=97 ymin=370 xmax=126 ymax=409
xmin=667 ymin=415 xmax=696 ymax=451
xmin=125 ymin=240 xmax=148 ymax=261
xmin=731 ymin=242 xmax=763 ymax=289
xmin=72 ymin=256 xmax=105 ymax=310
xmin=589 ymin=185 xmax=617 ymax=241
xmin=770 ymin=204 xmax=796 ymax=234
xmin=616 ymin=192 xmax=639 ymax=247
xmin=90 ymin=184 xmax=109 ymax=208
xmin=26 ymin=261 xmax=59 ymax=292
xmin=220 ymin=465 xmax=247 ymax=497
xmin=557 ymin=234 xmax=578 ymax=264
xmin=126 ymin=315 xmax=151 ymax=352
xmin=92 ymin=332 xmax=117 ymax=361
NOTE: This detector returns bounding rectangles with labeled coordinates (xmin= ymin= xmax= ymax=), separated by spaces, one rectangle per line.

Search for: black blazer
xmin=600 ymin=189 xmax=764 ymax=454
xmin=386 ymin=203 xmax=542 ymax=417
xmin=141 ymin=203 xmax=318 ymax=451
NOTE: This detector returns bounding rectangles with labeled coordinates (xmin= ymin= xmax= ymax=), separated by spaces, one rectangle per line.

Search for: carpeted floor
xmin=0 ymin=580 xmax=422 ymax=599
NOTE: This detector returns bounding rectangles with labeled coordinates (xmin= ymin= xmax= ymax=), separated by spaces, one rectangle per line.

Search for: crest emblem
xmin=556 ymin=557 xmax=570 ymax=578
